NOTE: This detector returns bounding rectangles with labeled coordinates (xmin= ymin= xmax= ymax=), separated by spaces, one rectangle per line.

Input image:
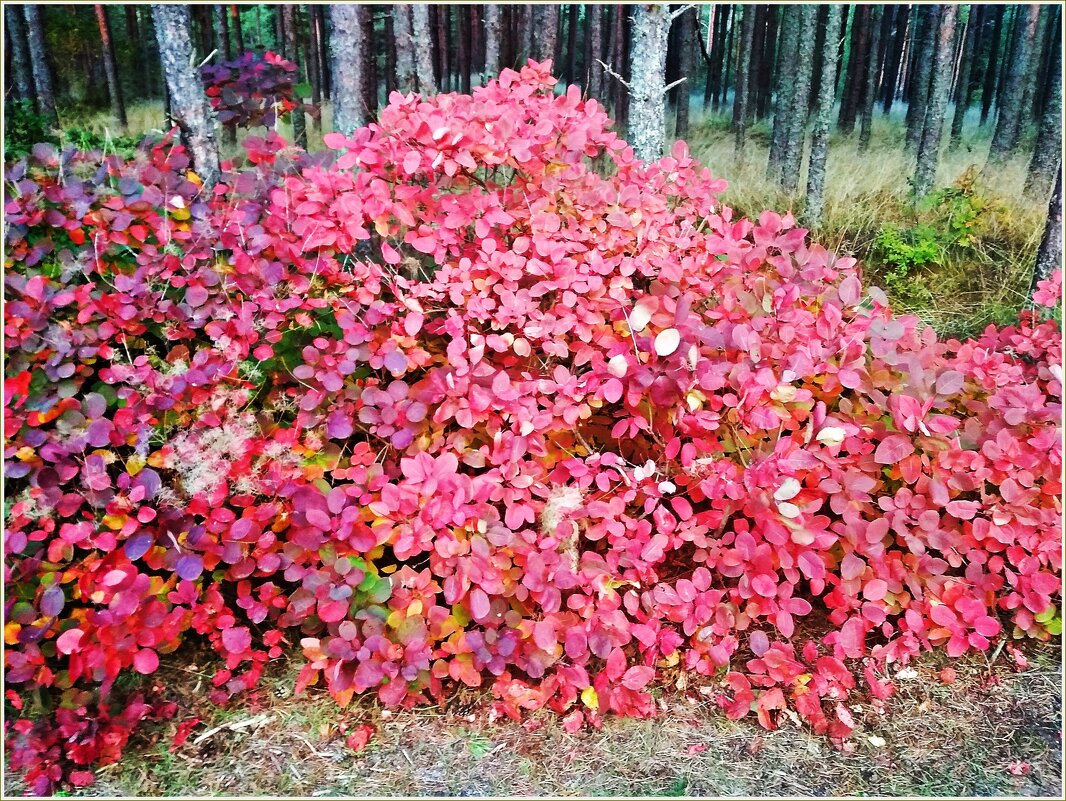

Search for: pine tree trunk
xmin=21 ymin=5 xmax=59 ymax=129
xmin=1032 ymin=166 xmax=1062 ymax=299
xmin=94 ymin=5 xmax=128 ymax=131
xmin=805 ymin=5 xmax=843 ymax=228
xmin=780 ymin=6 xmax=817 ymax=194
xmin=327 ymin=4 xmax=368 ymax=135
xmin=281 ymin=6 xmax=306 ymax=147
xmin=587 ymin=4 xmax=605 ymax=99
xmin=858 ymin=6 xmax=884 ymax=151
xmin=483 ymin=5 xmax=502 ymax=79
xmin=516 ymin=4 xmax=532 ymax=64
xmin=393 ymin=6 xmax=417 ymax=93
xmin=710 ymin=5 xmax=730 ymax=110
xmin=988 ymin=4 xmax=1039 ymax=164
xmin=881 ymin=5 xmax=910 ymax=114
xmin=748 ymin=5 xmax=768 ymax=123
xmin=306 ymin=6 xmax=321 ymax=130
xmin=914 ymin=6 xmax=958 ymax=197
xmin=362 ymin=6 xmax=378 ymax=113
xmin=674 ymin=6 xmax=695 ymax=140
xmin=905 ymin=4 xmax=939 ymax=152
xmin=317 ymin=6 xmax=332 ymax=99
xmin=731 ymin=4 xmax=756 ymax=157
xmin=767 ymin=6 xmax=800 ymax=181
xmin=441 ymin=7 xmax=454 ymax=90
xmin=214 ymin=5 xmax=231 ymax=61
xmin=408 ymin=5 xmax=436 ymax=93
xmin=949 ymin=5 xmax=980 ymax=150
xmin=757 ymin=6 xmax=778 ymax=120
xmin=151 ymin=4 xmax=219 ymax=187
xmin=628 ymin=4 xmax=670 ymax=162
xmin=1033 ymin=6 xmax=1061 ymax=119
xmin=532 ymin=5 xmax=560 ymax=65
xmin=980 ymin=6 xmax=1005 ymax=126
xmin=5 ymin=7 xmax=35 ymax=106
xmin=839 ymin=5 xmax=870 ymax=135
xmin=566 ymin=4 xmax=579 ymax=85
xmin=721 ymin=5 xmax=736 ymax=112
xmin=230 ymin=5 xmax=244 ymax=52
xmin=1019 ymin=5 xmax=1051 ymax=134
xmin=458 ymin=5 xmax=472 ymax=93
xmin=1024 ymin=31 xmax=1062 ymax=200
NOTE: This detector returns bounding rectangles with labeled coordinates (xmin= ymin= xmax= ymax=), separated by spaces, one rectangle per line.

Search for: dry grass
xmin=682 ymin=109 xmax=1046 ymax=338
xmin=4 ymin=641 xmax=1056 ymax=798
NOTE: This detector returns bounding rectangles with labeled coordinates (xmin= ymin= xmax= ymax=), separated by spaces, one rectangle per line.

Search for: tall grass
xmin=682 ymin=108 xmax=1046 ymax=337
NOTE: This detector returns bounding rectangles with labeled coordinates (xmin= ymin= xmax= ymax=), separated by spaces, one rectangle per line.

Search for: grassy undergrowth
xmin=5 ymin=643 xmax=1058 ymax=797
xmin=683 ymin=109 xmax=1045 ymax=340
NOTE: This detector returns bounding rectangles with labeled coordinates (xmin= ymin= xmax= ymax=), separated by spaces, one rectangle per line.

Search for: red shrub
xmin=4 ymin=62 xmax=1061 ymax=792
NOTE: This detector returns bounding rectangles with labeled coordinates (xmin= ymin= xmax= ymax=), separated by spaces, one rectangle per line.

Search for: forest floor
xmin=5 ymin=641 xmax=1059 ymax=797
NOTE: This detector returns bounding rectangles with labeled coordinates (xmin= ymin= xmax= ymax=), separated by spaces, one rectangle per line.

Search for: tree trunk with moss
xmin=988 ymin=4 xmax=1039 ymax=165
xmin=1032 ymin=167 xmax=1062 ymax=300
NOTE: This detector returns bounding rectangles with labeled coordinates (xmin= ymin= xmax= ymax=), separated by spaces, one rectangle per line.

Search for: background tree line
xmin=5 ymin=3 xmax=1062 ymax=288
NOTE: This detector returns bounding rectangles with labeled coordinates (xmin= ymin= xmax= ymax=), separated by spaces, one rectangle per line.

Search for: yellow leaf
xmin=4 ymin=622 xmax=21 ymax=645
xmin=102 ymin=514 xmax=127 ymax=531
xmin=15 ymin=446 xmax=35 ymax=461
xmin=126 ymin=455 xmax=146 ymax=476
xmin=581 ymin=686 xmax=599 ymax=710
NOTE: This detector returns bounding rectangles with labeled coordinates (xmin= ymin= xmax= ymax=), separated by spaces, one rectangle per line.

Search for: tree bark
xmin=408 ymin=6 xmax=436 ymax=93
xmin=805 ymin=5 xmax=843 ymax=229
xmin=230 ymin=4 xmax=244 ymax=53
xmin=628 ymin=4 xmax=671 ymax=162
xmin=988 ymin=4 xmax=1040 ymax=164
xmin=327 ymin=4 xmax=368 ymax=135
xmin=281 ymin=5 xmax=306 ymax=147
xmin=5 ymin=6 xmax=35 ymax=106
xmin=1032 ymin=166 xmax=1062 ymax=300
xmin=457 ymin=4 xmax=472 ymax=92
xmin=721 ymin=4 xmax=736 ymax=112
xmin=781 ymin=6 xmax=817 ymax=194
xmin=767 ymin=6 xmax=799 ymax=181
xmin=151 ymin=4 xmax=219 ymax=187
xmin=710 ymin=5 xmax=730 ymax=111
xmin=980 ymin=6 xmax=1005 ymax=126
xmin=905 ymin=4 xmax=939 ymax=152
xmin=674 ymin=6 xmax=695 ymax=139
xmin=757 ymin=6 xmax=778 ymax=120
xmin=1024 ymin=29 xmax=1062 ymax=200
xmin=470 ymin=5 xmax=484 ymax=82
xmin=881 ymin=5 xmax=910 ymax=114
xmin=21 ymin=5 xmax=58 ymax=129
xmin=1034 ymin=5 xmax=1061 ymax=119
xmin=839 ymin=5 xmax=870 ymax=135
xmin=586 ymin=4 xmax=605 ymax=99
xmin=1019 ymin=5 xmax=1051 ymax=135
xmin=94 ymin=5 xmax=128 ymax=131
xmin=532 ymin=4 xmax=560 ymax=65
xmin=483 ymin=5 xmax=501 ymax=79
xmin=566 ymin=4 xmax=579 ymax=85
xmin=949 ymin=5 xmax=980 ymax=150
xmin=731 ymin=4 xmax=756 ymax=157
xmin=393 ymin=6 xmax=417 ymax=93
xmin=214 ymin=4 xmax=231 ymax=61
xmin=440 ymin=6 xmax=453 ymax=90
xmin=914 ymin=6 xmax=958 ymax=197
xmin=858 ymin=6 xmax=884 ymax=151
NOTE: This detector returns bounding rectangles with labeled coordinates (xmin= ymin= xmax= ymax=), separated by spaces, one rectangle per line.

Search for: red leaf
xmin=873 ymin=434 xmax=914 ymax=465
